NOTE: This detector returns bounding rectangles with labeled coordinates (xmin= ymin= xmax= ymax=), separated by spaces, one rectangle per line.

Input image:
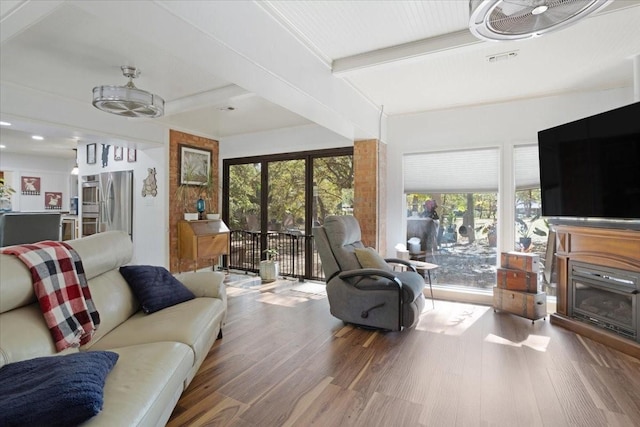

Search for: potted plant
xmin=259 ymin=248 xmax=279 ymax=283
xmin=201 ymin=171 xmax=219 ymax=219
xmin=478 ymin=221 xmax=497 ymax=247
xmin=516 ymin=216 xmax=547 ymax=251
xmin=0 ymin=178 xmax=16 ymax=211
xmin=174 ymin=182 xmax=199 ymax=220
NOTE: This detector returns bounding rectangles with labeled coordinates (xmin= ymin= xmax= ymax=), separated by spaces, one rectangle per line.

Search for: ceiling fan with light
xmin=92 ymin=66 xmax=164 ymax=118
xmin=469 ymin=0 xmax=613 ymax=41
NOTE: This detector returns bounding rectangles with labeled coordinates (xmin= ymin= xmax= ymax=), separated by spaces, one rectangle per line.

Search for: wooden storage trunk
xmin=500 ymin=251 xmax=540 ymax=273
xmin=493 ymin=287 xmax=547 ymax=322
xmin=496 ymin=268 xmax=540 ymax=293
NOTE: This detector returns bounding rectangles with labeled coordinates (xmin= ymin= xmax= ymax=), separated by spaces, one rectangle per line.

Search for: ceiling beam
xmin=332 ymin=0 xmax=635 ymax=75
xmin=332 ymin=30 xmax=482 ymax=74
xmin=164 ymin=84 xmax=250 ymax=116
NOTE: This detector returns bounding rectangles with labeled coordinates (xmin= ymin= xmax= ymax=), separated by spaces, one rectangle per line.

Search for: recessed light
xmin=0 ymin=144 xmax=6 ymax=149
xmin=0 ymin=121 xmax=11 ymax=126
xmin=32 ymin=135 xmax=44 ymax=140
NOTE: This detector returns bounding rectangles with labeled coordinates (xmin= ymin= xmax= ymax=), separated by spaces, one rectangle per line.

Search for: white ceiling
xmin=1 ymin=0 xmax=639 ymax=158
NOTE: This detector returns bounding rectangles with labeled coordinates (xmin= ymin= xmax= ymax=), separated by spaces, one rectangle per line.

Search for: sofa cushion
xmin=354 ymin=247 xmax=393 ymax=272
xmin=67 ymin=231 xmax=133 ymax=281
xmin=87 ymin=298 xmax=224 ymax=365
xmin=0 ymin=351 xmax=118 ymax=427
xmin=119 ymin=266 xmax=195 ymax=314
xmin=82 ymin=342 xmax=193 ymax=427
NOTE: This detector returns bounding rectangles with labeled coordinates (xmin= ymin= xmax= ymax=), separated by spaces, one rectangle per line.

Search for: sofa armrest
xmin=174 ymin=271 xmax=226 ymax=302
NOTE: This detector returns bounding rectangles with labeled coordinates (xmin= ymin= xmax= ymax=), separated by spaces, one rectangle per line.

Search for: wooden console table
xmin=552 ymin=224 xmax=640 ymax=358
xmin=177 ymin=219 xmax=230 ymax=272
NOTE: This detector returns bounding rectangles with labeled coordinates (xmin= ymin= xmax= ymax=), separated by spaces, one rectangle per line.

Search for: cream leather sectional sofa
xmin=0 ymin=230 xmax=227 ymax=426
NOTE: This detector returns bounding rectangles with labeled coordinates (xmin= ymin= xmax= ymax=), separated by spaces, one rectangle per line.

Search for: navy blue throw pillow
xmin=0 ymin=351 xmax=119 ymax=426
xmin=119 ymin=265 xmax=195 ymax=313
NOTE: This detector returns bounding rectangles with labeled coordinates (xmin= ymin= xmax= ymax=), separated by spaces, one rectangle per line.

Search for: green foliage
xmin=263 ymin=248 xmax=278 ymax=260
xmin=0 ymin=178 xmax=16 ymax=198
xmin=268 ymin=159 xmax=306 ymax=226
xmin=228 ymin=163 xmax=261 ymax=229
xmin=175 ymin=169 xmax=216 ymax=214
xmin=227 ymin=155 xmax=353 ymax=231
xmin=516 ymin=216 xmax=548 ymax=238
xmin=313 ymin=156 xmax=353 ymax=220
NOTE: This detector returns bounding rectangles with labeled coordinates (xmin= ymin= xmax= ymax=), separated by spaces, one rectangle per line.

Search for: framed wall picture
xmin=45 ymin=192 xmax=62 ymax=210
xmin=179 ymin=145 xmax=211 ymax=185
xmin=87 ymin=143 xmax=97 ymax=164
xmin=21 ymin=176 xmax=41 ymax=195
xmin=127 ymin=148 xmax=137 ymax=162
xmin=114 ymin=146 xmax=123 ymax=161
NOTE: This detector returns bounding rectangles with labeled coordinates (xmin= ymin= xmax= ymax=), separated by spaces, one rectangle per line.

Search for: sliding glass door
xmin=223 ymin=148 xmax=353 ymax=280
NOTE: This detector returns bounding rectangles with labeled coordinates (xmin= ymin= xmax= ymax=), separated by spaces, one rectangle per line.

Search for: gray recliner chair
xmin=314 ymin=215 xmax=426 ymax=331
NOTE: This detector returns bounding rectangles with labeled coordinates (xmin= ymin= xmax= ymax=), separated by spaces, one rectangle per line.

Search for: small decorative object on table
xmin=196 ymin=197 xmax=205 ymax=220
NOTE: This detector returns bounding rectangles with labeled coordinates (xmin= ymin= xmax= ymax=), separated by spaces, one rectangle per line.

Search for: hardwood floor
xmin=168 ymin=277 xmax=640 ymax=426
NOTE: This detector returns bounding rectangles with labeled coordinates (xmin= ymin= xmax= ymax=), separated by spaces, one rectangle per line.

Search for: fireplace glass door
xmin=570 ymin=261 xmax=638 ymax=340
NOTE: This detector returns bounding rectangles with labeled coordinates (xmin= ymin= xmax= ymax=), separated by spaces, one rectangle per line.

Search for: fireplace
xmin=569 ymin=261 xmax=639 ymax=343
xmin=552 ymin=225 xmax=640 ymax=358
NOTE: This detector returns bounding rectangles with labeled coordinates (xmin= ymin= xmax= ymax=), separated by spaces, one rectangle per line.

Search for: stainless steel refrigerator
xmin=98 ymin=170 xmax=133 ymax=237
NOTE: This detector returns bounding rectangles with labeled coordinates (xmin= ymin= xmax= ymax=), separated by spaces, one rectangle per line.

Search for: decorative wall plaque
xmin=21 ymin=176 xmax=41 ymax=195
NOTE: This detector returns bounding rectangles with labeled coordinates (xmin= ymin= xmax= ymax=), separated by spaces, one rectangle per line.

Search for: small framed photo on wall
xmin=87 ymin=143 xmax=97 ymax=164
xmin=179 ymin=144 xmax=211 ymax=185
xmin=127 ymin=148 xmax=137 ymax=162
xmin=114 ymin=146 xmax=123 ymax=161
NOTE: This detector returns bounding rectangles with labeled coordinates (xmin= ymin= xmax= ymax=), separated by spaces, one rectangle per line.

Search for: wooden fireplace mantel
xmin=551 ymin=225 xmax=640 ymax=359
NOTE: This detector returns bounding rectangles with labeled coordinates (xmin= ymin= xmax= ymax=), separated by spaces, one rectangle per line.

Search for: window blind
xmin=514 ymin=145 xmax=540 ymax=190
xmin=403 ymin=148 xmax=499 ymax=193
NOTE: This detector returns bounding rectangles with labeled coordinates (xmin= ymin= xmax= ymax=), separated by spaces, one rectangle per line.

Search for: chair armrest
xmin=338 ymin=269 xmax=402 ymax=288
xmin=174 ymin=271 xmax=226 ymax=301
xmin=384 ymin=258 xmax=418 ymax=272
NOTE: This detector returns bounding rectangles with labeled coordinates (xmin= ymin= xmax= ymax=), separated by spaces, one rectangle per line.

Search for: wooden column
xmin=354 ymin=139 xmax=386 ymax=251
xmin=169 ymin=130 xmax=219 ymax=273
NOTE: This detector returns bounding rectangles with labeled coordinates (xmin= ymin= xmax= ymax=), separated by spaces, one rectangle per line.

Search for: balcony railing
xmin=228 ymin=230 xmax=324 ymax=281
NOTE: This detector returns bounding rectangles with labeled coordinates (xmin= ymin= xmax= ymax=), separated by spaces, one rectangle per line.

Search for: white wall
xmin=220 ymin=124 xmax=353 ymax=159
xmin=385 ymin=87 xmax=635 ymax=256
xmin=0 ymin=153 xmax=76 ymax=212
xmin=76 ymin=143 xmax=168 ymax=266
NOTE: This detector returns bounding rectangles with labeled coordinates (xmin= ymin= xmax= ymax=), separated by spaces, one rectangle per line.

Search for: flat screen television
xmin=538 ymin=102 xmax=640 ymax=223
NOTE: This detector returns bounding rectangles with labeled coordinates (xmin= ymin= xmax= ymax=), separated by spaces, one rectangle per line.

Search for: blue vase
xmin=196 ymin=198 xmax=205 ymax=219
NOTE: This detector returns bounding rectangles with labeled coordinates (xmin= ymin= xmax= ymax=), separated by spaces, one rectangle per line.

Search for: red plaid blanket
xmin=1 ymin=241 xmax=100 ymax=351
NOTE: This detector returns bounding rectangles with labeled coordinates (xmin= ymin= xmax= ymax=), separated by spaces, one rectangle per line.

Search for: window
xmin=403 ymin=148 xmax=499 ymax=291
xmin=514 ymin=145 xmax=554 ymax=295
xmin=224 ymin=148 xmax=353 ymax=280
